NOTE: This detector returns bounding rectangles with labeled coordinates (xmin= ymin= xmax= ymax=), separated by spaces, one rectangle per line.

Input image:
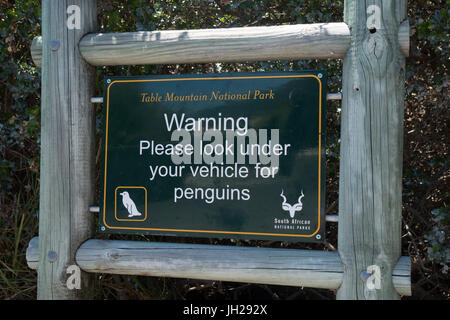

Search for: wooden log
xmin=25 ymin=237 xmax=412 ymax=296
xmin=79 ymin=22 xmax=350 ymax=65
xmin=399 ymin=19 xmax=410 ymax=57
xmin=337 ymin=1 xmax=407 ymax=300
xmin=25 ymin=236 xmax=39 ymax=270
xmin=37 ymin=0 xmax=97 ymax=299
xmin=77 ymin=240 xmax=344 ymax=290
xmin=30 ymin=21 xmax=409 ymax=67
xmin=30 ymin=36 xmax=42 ymax=68
xmin=392 ymin=256 xmax=412 ymax=297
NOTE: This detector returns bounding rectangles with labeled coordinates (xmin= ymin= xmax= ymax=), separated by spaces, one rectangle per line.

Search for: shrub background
xmin=0 ymin=0 xmax=448 ymax=299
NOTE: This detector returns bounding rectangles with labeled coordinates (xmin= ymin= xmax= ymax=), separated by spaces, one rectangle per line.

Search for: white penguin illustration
xmin=119 ymin=191 xmax=142 ymax=217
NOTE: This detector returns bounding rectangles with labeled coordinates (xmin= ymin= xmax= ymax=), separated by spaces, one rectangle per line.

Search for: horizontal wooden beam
xmin=30 ymin=21 xmax=409 ymax=68
xmin=79 ymin=22 xmax=350 ymax=66
xmin=26 ymin=237 xmax=411 ymax=296
xmin=30 ymin=36 xmax=42 ymax=67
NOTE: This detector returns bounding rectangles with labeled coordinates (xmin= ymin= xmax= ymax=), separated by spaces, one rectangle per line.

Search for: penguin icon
xmin=119 ymin=191 xmax=142 ymax=217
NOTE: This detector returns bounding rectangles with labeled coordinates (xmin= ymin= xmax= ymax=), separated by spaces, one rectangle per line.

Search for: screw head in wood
xmin=360 ymin=270 xmax=372 ymax=282
xmin=47 ymin=250 xmax=57 ymax=262
xmin=50 ymin=40 xmax=60 ymax=51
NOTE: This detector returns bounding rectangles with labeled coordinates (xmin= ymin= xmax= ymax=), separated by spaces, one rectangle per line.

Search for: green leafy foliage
xmin=425 ymin=208 xmax=449 ymax=270
xmin=0 ymin=0 xmax=41 ymax=299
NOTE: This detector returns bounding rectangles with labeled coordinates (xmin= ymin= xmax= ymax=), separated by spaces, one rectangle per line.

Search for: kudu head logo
xmin=280 ymin=190 xmax=305 ymax=218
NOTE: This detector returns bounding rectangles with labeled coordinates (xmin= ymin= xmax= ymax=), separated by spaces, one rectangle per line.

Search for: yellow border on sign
xmin=102 ymin=74 xmax=323 ymax=238
xmin=114 ymin=186 xmax=147 ymax=222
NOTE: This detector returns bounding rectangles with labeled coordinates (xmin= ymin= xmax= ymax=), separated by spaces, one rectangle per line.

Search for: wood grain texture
xmin=337 ymin=0 xmax=407 ymax=300
xmin=25 ymin=237 xmax=412 ymax=296
xmin=26 ymin=236 xmax=39 ymax=270
xmin=76 ymin=240 xmax=343 ymax=290
xmin=37 ymin=0 xmax=97 ymax=299
xmin=30 ymin=36 xmax=42 ymax=67
xmin=79 ymin=22 xmax=350 ymax=65
xmin=29 ymin=21 xmax=409 ymax=67
xmin=398 ymin=20 xmax=410 ymax=57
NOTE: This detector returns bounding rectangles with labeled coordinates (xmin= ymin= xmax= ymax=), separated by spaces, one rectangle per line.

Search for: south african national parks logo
xmin=273 ymin=189 xmax=311 ymax=232
xmin=280 ymin=189 xmax=304 ymax=218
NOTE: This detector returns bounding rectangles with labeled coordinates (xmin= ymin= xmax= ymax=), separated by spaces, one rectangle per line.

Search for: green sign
xmin=100 ymin=72 xmax=326 ymax=242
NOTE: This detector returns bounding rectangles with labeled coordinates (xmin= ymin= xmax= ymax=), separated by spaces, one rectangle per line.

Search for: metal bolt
xmin=47 ymin=250 xmax=57 ymax=263
xmin=315 ymin=234 xmax=321 ymax=240
xmin=360 ymin=270 xmax=372 ymax=282
xmin=101 ymin=226 xmax=106 ymax=231
xmin=317 ymin=73 xmax=323 ymax=79
xmin=50 ymin=40 xmax=60 ymax=51
xmin=106 ymin=79 xmax=111 ymax=84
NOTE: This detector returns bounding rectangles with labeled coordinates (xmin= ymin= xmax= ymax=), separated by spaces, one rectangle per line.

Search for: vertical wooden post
xmin=38 ymin=0 xmax=97 ymax=299
xmin=337 ymin=1 xmax=407 ymax=299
